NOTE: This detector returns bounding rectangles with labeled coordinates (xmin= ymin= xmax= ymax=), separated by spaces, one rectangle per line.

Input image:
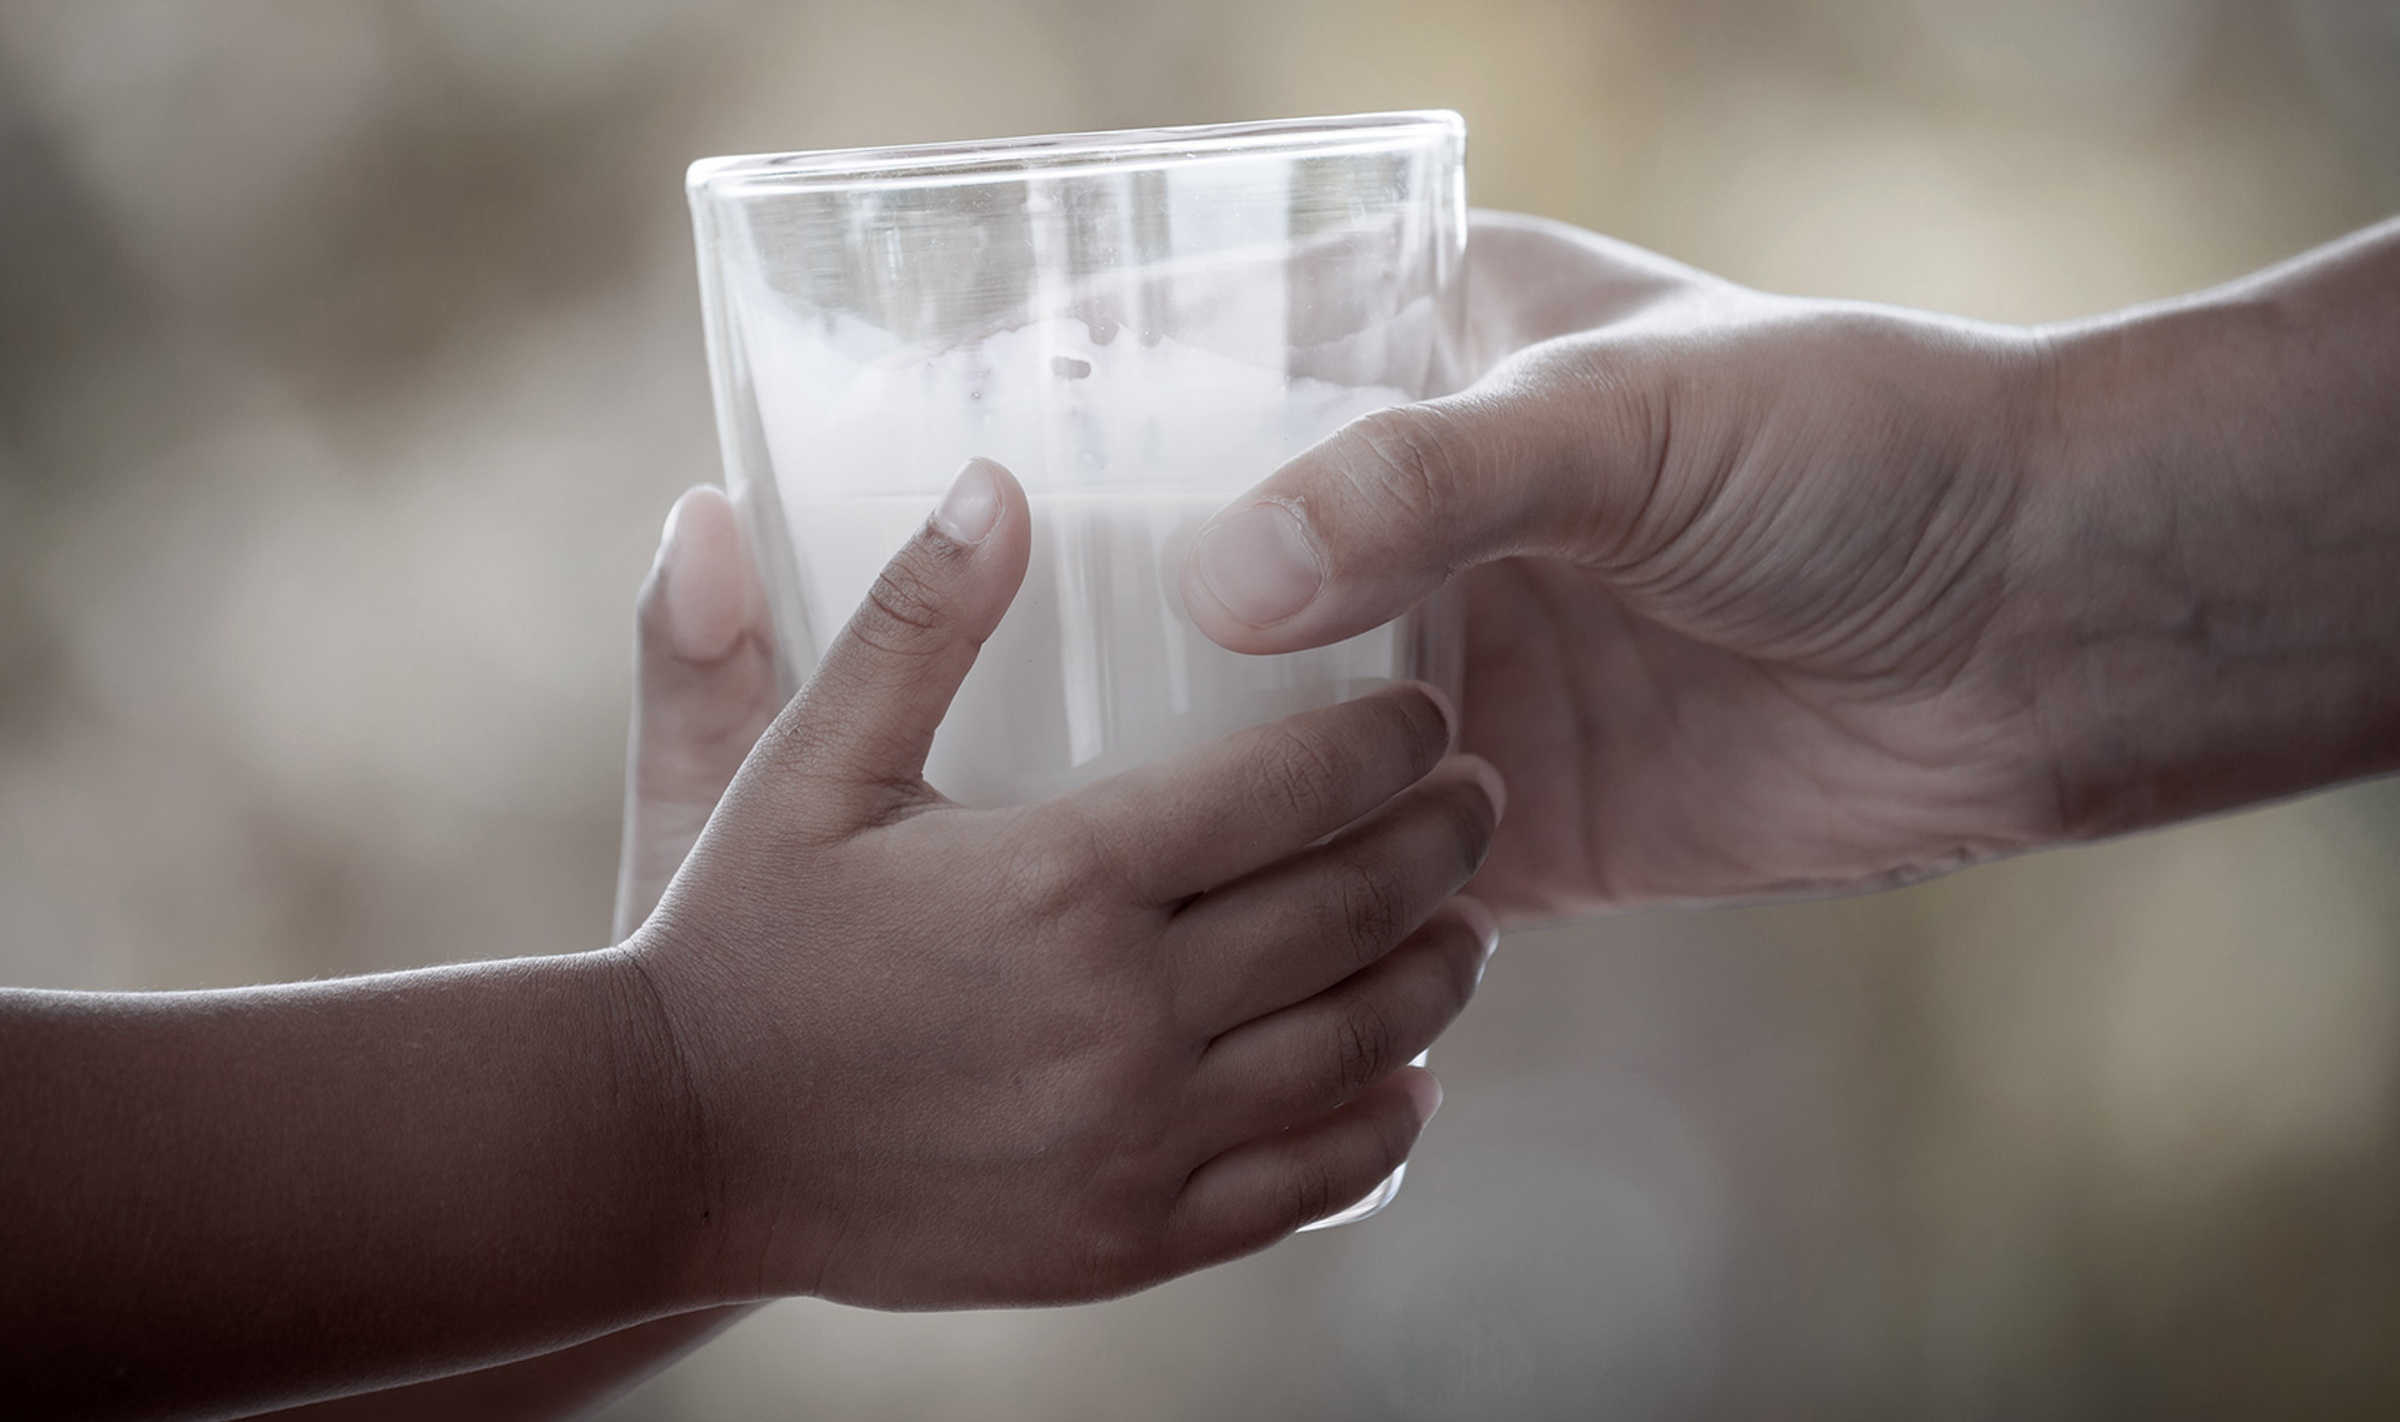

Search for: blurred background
xmin=4 ymin=1 xmax=2398 ymax=1416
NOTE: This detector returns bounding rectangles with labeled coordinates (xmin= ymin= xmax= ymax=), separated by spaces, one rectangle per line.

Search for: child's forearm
xmin=0 ymin=951 xmax=706 ymax=1421
xmin=248 ymin=1306 xmax=752 ymax=1420
xmin=2 ymin=461 xmax=1496 ymax=1417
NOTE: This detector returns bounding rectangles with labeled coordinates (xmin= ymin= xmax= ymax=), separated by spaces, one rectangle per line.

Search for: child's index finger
xmin=1066 ymin=680 xmax=1458 ymax=903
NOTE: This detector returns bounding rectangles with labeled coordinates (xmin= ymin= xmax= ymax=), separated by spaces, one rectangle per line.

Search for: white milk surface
xmin=745 ymin=308 xmax=1423 ymax=807
xmin=788 ymin=492 xmax=1402 ymax=805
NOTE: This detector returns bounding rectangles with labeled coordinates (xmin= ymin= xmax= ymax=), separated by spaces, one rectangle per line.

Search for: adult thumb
xmin=1180 ymin=344 xmax=1664 ymax=654
xmin=759 ymin=457 xmax=1031 ymax=824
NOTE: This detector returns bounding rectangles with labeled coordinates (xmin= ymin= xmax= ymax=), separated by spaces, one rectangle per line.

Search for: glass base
xmin=1297 ymin=1161 xmax=1407 ymax=1232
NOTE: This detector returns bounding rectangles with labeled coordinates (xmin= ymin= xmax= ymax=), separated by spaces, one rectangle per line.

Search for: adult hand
xmin=1185 ymin=212 xmax=2058 ymax=917
xmin=1182 ymin=212 xmax=2400 ymax=920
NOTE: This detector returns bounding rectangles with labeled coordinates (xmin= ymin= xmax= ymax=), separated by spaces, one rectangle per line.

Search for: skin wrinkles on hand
xmin=1182 ymin=211 xmax=2400 ymax=918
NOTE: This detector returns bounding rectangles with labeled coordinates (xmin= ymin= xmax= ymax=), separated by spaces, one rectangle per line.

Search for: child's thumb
xmin=760 ymin=458 xmax=1031 ymax=826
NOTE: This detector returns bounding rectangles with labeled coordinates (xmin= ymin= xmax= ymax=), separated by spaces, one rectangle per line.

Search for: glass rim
xmin=686 ymin=109 xmax=1463 ymax=199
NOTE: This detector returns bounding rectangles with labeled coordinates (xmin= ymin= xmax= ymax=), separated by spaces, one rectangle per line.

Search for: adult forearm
xmin=2026 ymin=218 xmax=2400 ymax=837
xmin=0 ymin=951 xmax=707 ymax=1420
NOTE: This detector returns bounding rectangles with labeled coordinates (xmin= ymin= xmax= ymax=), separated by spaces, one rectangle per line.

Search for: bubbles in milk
xmin=743 ymin=307 xmax=1423 ymax=807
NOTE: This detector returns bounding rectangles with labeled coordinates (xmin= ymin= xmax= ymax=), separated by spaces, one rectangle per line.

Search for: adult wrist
xmin=2019 ymin=282 xmax=2400 ymax=840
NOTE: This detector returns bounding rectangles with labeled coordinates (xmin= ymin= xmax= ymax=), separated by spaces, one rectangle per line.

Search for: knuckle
xmin=1538 ymin=340 xmax=1674 ymax=561
xmin=1005 ymin=804 xmax=1130 ymax=923
xmin=1251 ymin=722 xmax=1349 ymax=827
xmin=1331 ymin=857 xmax=1405 ymax=970
xmin=1285 ymin=1160 xmax=1338 ymax=1232
xmin=1000 ymin=816 xmax=1092 ymax=920
xmin=753 ymin=720 xmax=863 ymax=823
xmin=1352 ymin=686 xmax=1448 ymax=779
xmin=1332 ymin=996 xmax=1398 ymax=1095
xmin=851 ymin=554 xmax=953 ymax=657
xmin=1341 ymin=404 xmax=1468 ymax=532
xmin=1430 ymin=783 xmax=1499 ymax=878
xmin=757 ymin=702 xmax=825 ymax=765
xmin=1053 ymin=803 xmax=1132 ymax=892
xmin=756 ymin=698 xmax=920 ymax=825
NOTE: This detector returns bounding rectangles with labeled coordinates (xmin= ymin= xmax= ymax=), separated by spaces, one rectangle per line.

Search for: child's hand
xmin=625 ymin=458 xmax=1504 ymax=1310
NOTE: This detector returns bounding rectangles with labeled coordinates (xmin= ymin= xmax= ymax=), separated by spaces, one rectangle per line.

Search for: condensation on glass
xmin=687 ymin=112 xmax=1468 ymax=1228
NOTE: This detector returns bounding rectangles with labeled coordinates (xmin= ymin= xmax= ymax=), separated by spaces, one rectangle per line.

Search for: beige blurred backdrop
xmin=4 ymin=1 xmax=2398 ymax=1417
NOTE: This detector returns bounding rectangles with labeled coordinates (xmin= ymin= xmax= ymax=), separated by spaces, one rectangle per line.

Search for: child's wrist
xmin=586 ymin=941 xmax=730 ymax=1310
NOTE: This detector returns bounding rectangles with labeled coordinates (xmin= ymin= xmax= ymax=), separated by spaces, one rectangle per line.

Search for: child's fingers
xmin=1165 ymin=1067 xmax=1440 ymax=1268
xmin=1162 ymin=756 xmax=1503 ymax=1034
xmin=1063 ymin=682 xmax=1457 ymax=903
xmin=615 ymin=486 xmax=780 ymax=938
xmin=1182 ymin=899 xmax=1494 ymax=1156
xmin=757 ymin=459 xmax=1031 ymax=827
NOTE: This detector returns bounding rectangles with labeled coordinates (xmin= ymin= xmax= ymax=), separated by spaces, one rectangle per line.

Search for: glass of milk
xmin=686 ymin=112 xmax=1468 ymax=1228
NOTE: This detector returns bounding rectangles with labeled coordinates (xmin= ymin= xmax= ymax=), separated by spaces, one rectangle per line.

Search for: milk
xmin=705 ymin=153 xmax=1457 ymax=1232
xmin=742 ymin=305 xmax=1433 ymax=808
xmin=787 ymin=492 xmax=1404 ymax=805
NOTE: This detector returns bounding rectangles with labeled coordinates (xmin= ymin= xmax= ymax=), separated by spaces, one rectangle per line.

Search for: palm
xmin=1455 ymin=561 xmax=2012 ymax=918
xmin=1450 ymin=215 xmax=2056 ymax=918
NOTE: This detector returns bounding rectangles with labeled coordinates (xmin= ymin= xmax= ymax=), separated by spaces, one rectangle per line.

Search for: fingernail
xmin=655 ymin=494 xmax=688 ymax=572
xmin=931 ymin=458 xmax=1003 ymax=544
xmin=1193 ymin=502 xmax=1324 ymax=627
xmin=1411 ymin=1072 xmax=1445 ymax=1125
xmin=656 ymin=492 xmax=702 ymax=654
xmin=656 ymin=489 xmax=743 ymax=663
xmin=1463 ymin=756 xmax=1508 ymax=823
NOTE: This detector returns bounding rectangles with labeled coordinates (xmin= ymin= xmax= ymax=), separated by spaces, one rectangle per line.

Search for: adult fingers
xmin=1464 ymin=209 xmax=1721 ymax=370
xmin=1179 ymin=336 xmax=1670 ymax=656
xmin=614 ymin=486 xmax=779 ymax=938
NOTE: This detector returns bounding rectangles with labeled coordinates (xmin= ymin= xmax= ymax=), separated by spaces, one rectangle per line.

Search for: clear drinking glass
xmin=687 ymin=111 xmax=1468 ymax=1227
